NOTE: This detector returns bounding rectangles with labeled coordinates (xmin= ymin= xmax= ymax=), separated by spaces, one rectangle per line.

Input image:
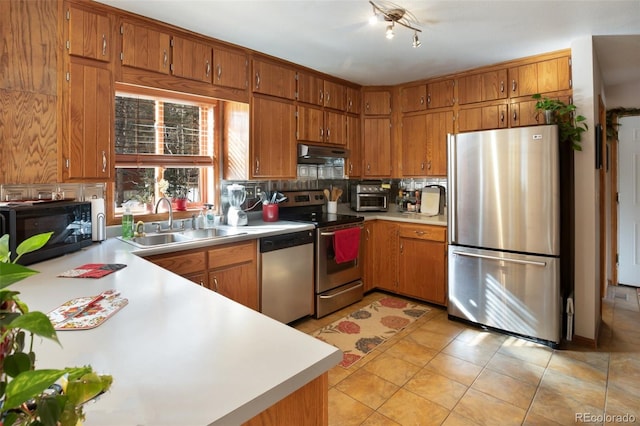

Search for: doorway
xmin=618 ymin=115 xmax=640 ymax=287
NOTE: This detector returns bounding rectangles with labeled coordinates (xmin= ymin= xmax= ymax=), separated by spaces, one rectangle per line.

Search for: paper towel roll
xmin=91 ymin=198 xmax=106 ymax=241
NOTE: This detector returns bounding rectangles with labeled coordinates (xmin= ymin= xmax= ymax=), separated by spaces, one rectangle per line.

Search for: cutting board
xmin=420 ymin=186 xmax=444 ymax=216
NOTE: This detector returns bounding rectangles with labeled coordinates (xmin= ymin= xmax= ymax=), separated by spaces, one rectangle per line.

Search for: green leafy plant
xmin=0 ymin=233 xmax=112 ymax=425
xmin=533 ymin=94 xmax=588 ymax=151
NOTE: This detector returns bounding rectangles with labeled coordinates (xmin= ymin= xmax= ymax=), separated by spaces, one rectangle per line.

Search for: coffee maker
xmin=227 ymin=184 xmax=248 ymax=226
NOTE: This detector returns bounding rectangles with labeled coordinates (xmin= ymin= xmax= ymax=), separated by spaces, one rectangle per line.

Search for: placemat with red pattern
xmin=58 ymin=263 xmax=127 ymax=279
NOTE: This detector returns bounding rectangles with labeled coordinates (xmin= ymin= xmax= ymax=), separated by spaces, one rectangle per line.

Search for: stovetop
xmin=277 ymin=189 xmax=363 ymax=228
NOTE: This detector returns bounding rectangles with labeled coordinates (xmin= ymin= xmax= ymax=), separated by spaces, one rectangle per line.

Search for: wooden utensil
xmin=324 ymin=188 xmax=331 ymax=201
xmin=335 ymin=188 xmax=343 ymax=201
xmin=331 ymin=187 xmax=338 ymax=202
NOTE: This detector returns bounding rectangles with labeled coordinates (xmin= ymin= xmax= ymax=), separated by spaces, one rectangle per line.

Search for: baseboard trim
xmin=572 ymin=334 xmax=598 ymax=348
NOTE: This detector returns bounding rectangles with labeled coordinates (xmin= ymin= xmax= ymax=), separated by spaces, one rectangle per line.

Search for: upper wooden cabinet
xmin=297 ymin=71 xmax=323 ymax=105
xmin=400 ymin=84 xmax=427 ymax=113
xmin=66 ymin=4 xmax=112 ymax=62
xmin=323 ymin=80 xmax=346 ymax=111
xmin=251 ymin=96 xmax=297 ymax=178
xmin=346 ymin=87 xmax=361 ymax=114
xmin=345 ymin=114 xmax=361 ymax=177
xmin=401 ymin=113 xmax=428 ymax=176
xmin=121 ymin=20 xmax=171 ymax=74
xmin=458 ymin=103 xmax=508 ymax=132
xmin=63 ymin=60 xmax=113 ymax=180
xmin=363 ymin=117 xmax=392 ymax=177
xmin=363 ymin=90 xmax=391 ymax=115
xmin=252 ymin=59 xmax=296 ymax=100
xmin=212 ymin=46 xmax=248 ymax=90
xmin=297 ymin=106 xmax=345 ymax=145
xmin=509 ymin=56 xmax=571 ymax=97
xmin=170 ymin=36 xmax=212 ymax=83
xmin=458 ymin=69 xmax=507 ymax=105
xmin=427 ymin=79 xmax=455 ymax=109
xmin=425 ymin=110 xmax=453 ymax=176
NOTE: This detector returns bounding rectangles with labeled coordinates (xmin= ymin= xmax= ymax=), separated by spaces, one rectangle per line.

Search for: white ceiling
xmin=97 ymin=0 xmax=640 ymax=90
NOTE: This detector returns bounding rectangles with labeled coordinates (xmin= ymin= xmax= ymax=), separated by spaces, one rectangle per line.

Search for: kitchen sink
xmin=120 ymin=227 xmax=246 ymax=248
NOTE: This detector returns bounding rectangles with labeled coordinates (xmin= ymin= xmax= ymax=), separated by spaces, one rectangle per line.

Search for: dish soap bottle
xmin=122 ymin=203 xmax=134 ymax=239
xmin=204 ymin=204 xmax=215 ymax=229
xmin=196 ymin=208 xmax=206 ymax=229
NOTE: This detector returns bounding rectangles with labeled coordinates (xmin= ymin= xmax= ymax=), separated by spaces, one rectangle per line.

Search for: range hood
xmin=298 ymin=144 xmax=349 ymax=164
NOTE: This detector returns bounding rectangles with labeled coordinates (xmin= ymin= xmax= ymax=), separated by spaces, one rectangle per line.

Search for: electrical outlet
xmin=255 ymin=187 xmax=262 ymax=196
xmin=245 ymin=186 xmax=255 ymax=199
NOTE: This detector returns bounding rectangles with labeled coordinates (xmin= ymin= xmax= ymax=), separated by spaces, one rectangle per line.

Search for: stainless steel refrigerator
xmin=447 ymin=125 xmax=562 ymax=347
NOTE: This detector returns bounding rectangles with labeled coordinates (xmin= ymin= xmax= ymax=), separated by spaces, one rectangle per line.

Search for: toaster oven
xmin=350 ymin=183 xmax=389 ymax=212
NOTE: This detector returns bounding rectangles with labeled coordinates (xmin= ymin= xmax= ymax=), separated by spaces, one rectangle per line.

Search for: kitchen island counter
xmin=13 ymin=238 xmax=341 ymax=425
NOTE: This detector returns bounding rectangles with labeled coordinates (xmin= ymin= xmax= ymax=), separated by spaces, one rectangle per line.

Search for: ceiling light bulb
xmin=412 ymin=32 xmax=421 ymax=48
xmin=385 ymin=24 xmax=394 ymax=39
xmin=369 ymin=12 xmax=378 ymax=25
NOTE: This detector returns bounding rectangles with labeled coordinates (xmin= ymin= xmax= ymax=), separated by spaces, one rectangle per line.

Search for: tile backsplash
xmin=1 ymin=183 xmax=106 ymax=202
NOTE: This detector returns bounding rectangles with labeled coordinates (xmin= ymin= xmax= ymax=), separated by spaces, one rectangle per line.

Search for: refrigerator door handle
xmin=447 ymin=133 xmax=456 ymax=244
xmin=451 ymin=250 xmax=547 ymax=267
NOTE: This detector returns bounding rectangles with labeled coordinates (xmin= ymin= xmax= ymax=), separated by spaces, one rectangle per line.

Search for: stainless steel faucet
xmin=154 ymin=197 xmax=174 ymax=230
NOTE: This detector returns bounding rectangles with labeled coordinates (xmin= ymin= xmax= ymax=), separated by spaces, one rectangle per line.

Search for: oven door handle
xmin=319 ymin=281 xmax=363 ymax=299
xmin=319 ymin=224 xmax=364 ymax=236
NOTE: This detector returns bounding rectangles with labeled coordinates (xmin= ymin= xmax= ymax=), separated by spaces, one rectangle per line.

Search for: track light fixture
xmin=369 ymin=0 xmax=422 ymax=47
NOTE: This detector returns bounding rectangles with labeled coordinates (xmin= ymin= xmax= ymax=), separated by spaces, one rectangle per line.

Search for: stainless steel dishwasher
xmin=260 ymin=230 xmax=315 ymax=324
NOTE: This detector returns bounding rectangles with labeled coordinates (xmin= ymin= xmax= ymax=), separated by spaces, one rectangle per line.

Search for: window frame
xmin=107 ymin=83 xmax=221 ymax=226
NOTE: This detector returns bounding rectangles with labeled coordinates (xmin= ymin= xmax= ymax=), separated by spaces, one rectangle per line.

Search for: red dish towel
xmin=333 ymin=227 xmax=361 ymax=264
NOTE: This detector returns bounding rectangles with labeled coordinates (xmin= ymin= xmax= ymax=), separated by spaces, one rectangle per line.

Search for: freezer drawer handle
xmin=452 ymin=250 xmax=547 ymax=267
xmin=319 ymin=282 xmax=364 ymax=299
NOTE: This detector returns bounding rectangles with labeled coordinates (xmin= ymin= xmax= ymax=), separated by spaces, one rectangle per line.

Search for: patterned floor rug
xmin=312 ymin=296 xmax=430 ymax=368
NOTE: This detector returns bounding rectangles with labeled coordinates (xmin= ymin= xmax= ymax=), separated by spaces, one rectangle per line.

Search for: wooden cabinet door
xmin=297 ymin=71 xmax=323 ymax=105
xmin=252 ymin=59 xmax=296 ymax=100
xmin=458 ymin=70 xmax=507 ymax=104
xmin=509 ymin=63 xmax=537 ymax=98
xmin=213 ymin=46 xmax=248 ymax=90
xmin=171 ymin=36 xmax=212 ymax=83
xmin=67 ymin=4 xmax=111 ymax=62
xmin=363 ymin=90 xmax=391 ymax=115
xmin=147 ymin=249 xmax=207 ymax=277
xmin=324 ymin=110 xmax=346 ymax=145
xmin=401 ymin=113 xmax=428 ymax=176
xmin=509 ymin=58 xmax=570 ymax=97
xmin=362 ymin=221 xmax=375 ymax=292
xmin=323 ymin=80 xmax=346 ymax=111
xmin=425 ymin=110 xmax=453 ymax=176
xmin=121 ymin=21 xmax=170 ymax=74
xmin=510 ymin=99 xmax=540 ymax=127
xmin=297 ymin=105 xmax=324 ymax=143
xmin=363 ymin=117 xmax=392 ymax=177
xmin=346 ymin=87 xmax=361 ymax=114
xmin=209 ymin=263 xmax=259 ymax=311
xmin=459 ymin=104 xmax=508 ymax=132
xmin=65 ymin=60 xmax=113 ymax=180
xmin=400 ymin=84 xmax=427 ymax=112
xmin=371 ymin=221 xmax=397 ymax=291
xmin=251 ymin=96 xmax=297 ymax=178
xmin=346 ymin=114 xmax=362 ymax=178
xmin=398 ymin=237 xmax=446 ymax=304
xmin=427 ymin=80 xmax=454 ymax=109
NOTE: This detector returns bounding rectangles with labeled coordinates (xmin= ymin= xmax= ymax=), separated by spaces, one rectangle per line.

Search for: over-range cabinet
xmin=447 ymin=125 xmax=562 ymax=347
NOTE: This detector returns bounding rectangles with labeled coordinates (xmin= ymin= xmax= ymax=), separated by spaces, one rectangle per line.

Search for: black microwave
xmin=0 ymin=201 xmax=92 ymax=265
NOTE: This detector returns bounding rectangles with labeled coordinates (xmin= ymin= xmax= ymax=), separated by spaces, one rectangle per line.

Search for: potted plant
xmin=532 ymin=94 xmax=588 ymax=151
xmin=163 ymin=169 xmax=196 ymax=211
xmin=0 ymin=233 xmax=112 ymax=425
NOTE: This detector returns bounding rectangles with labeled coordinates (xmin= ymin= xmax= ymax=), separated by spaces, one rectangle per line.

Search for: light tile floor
xmin=294 ymin=286 xmax=640 ymax=426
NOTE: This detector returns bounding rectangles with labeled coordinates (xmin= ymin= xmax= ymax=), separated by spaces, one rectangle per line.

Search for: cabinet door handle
xmin=255 ymin=72 xmax=260 ymax=89
xmin=420 ymin=96 xmax=424 ymax=105
xmin=349 ymin=163 xmax=353 ymax=174
xmin=206 ymin=60 xmax=211 ymax=77
xmin=319 ymin=90 xmax=324 ymax=104
xmin=427 ymin=94 xmax=431 ymax=105
xmin=421 ymin=162 xmax=425 ymax=170
xmin=366 ymin=228 xmax=370 ymax=240
xmin=513 ymin=110 xmax=517 ymax=121
xmin=319 ymin=127 xmax=324 ymax=139
xmin=400 ymin=242 xmax=403 ymax=254
xmin=511 ymin=79 xmax=517 ymax=92
xmin=163 ymin=49 xmax=168 ymax=68
xmin=325 ymin=91 xmax=330 ymax=105
xmin=217 ymin=64 xmax=222 ymax=80
xmin=366 ymin=163 xmax=371 ymax=171
xmin=500 ymin=80 xmax=504 ymax=93
xmin=101 ymin=151 xmax=107 ymax=173
xmin=365 ymin=102 xmax=370 ymax=111
xmin=500 ymin=111 xmax=505 ymax=122
xmin=415 ymin=230 xmax=425 ymax=236
xmin=427 ymin=160 xmax=431 ymax=170
xmin=326 ymin=128 xmax=330 ymax=141
xmin=213 ymin=276 xmax=219 ymax=291
xmin=102 ymin=34 xmax=107 ymax=56
xmin=255 ymin=158 xmax=260 ymax=174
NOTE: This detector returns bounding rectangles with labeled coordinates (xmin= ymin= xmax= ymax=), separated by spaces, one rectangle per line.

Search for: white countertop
xmin=13 ymin=227 xmax=341 ymax=425
xmin=335 ymin=204 xmax=448 ymax=227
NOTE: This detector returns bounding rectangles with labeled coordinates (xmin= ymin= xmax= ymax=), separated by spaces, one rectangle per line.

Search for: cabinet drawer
xmin=208 ymin=240 xmax=256 ymax=269
xmin=398 ymin=224 xmax=446 ymax=242
xmin=148 ymin=250 xmax=206 ymax=275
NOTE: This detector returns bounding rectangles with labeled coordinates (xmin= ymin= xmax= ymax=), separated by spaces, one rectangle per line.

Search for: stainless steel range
xmin=278 ymin=190 xmax=364 ymax=318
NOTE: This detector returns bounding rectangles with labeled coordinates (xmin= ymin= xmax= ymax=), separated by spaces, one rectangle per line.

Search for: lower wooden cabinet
xmin=208 ymin=240 xmax=258 ymax=310
xmin=145 ymin=239 xmax=258 ymax=310
xmin=363 ymin=220 xmax=447 ymax=305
